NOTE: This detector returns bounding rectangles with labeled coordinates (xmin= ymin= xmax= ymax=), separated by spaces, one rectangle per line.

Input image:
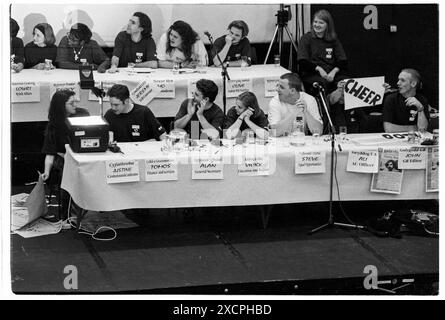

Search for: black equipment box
xmin=67 ymin=116 xmax=109 ymax=153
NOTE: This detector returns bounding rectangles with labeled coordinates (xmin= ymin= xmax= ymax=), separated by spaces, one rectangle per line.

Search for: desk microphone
xmin=313 ymin=82 xmax=325 ymax=91
xmin=204 ymin=31 xmax=213 ymax=42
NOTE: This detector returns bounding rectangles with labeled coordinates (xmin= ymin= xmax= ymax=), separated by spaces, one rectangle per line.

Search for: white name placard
xmin=398 ymin=147 xmax=427 ymax=169
xmin=188 ymin=80 xmax=198 ymax=99
xmin=264 ymin=77 xmax=279 ymax=97
xmin=295 ymin=151 xmax=326 ymax=174
xmin=105 ymin=160 xmax=140 ymax=184
xmin=152 ymin=79 xmax=175 ymax=98
xmin=11 ymin=82 xmax=40 ymax=103
xmin=145 ymin=157 xmax=178 ymax=181
xmin=238 ymin=153 xmax=270 ymax=176
xmin=192 ymin=157 xmax=224 ymax=179
xmin=50 ymin=82 xmax=80 ymax=101
xmin=346 ymin=149 xmax=379 ymax=173
xmin=227 ymin=79 xmax=253 ymax=98
xmin=130 ymin=80 xmax=160 ymax=105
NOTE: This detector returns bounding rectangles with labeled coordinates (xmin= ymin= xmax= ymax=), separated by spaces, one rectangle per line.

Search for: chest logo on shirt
xmin=325 ymin=48 xmax=333 ymax=59
xmin=132 ymin=125 xmax=141 ymax=136
xmin=409 ymin=109 xmax=418 ymax=122
xmin=135 ymin=52 xmax=143 ymax=63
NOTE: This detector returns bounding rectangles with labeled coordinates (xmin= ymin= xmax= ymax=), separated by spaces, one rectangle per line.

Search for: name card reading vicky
xmin=105 ymin=160 xmax=140 ymax=184
xmin=192 ymin=156 xmax=224 ymax=180
xmin=227 ymin=79 xmax=253 ymax=98
xmin=129 ymin=80 xmax=160 ymax=105
xmin=398 ymin=147 xmax=427 ymax=169
xmin=145 ymin=157 xmax=178 ymax=181
xmin=346 ymin=150 xmax=379 ymax=173
xmin=11 ymin=82 xmax=40 ymax=103
xmin=50 ymin=82 xmax=80 ymax=101
xmin=264 ymin=77 xmax=280 ymax=97
xmin=152 ymin=79 xmax=175 ymax=98
xmin=295 ymin=151 xmax=326 ymax=174
xmin=187 ymin=80 xmax=198 ymax=99
xmin=238 ymin=153 xmax=270 ymax=176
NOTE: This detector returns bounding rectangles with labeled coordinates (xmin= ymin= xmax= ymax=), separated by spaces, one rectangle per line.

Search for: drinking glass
xmin=339 ymin=126 xmax=347 ymax=143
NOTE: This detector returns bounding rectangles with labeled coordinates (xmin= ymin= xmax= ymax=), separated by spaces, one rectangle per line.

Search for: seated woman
xmin=10 ymin=18 xmax=24 ymax=73
xmin=157 ymin=20 xmax=208 ymax=69
xmin=297 ymin=9 xmax=348 ymax=95
xmin=24 ymin=23 xmax=57 ymax=69
xmin=56 ymin=23 xmax=110 ymax=73
xmin=224 ymin=91 xmax=269 ymax=140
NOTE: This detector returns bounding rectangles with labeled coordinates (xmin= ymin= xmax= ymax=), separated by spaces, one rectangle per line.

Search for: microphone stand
xmin=206 ymin=33 xmax=230 ymax=114
xmin=309 ymin=85 xmax=363 ymax=235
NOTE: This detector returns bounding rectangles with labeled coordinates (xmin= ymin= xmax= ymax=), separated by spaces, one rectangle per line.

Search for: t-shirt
xmin=383 ymin=92 xmax=430 ymax=126
xmin=24 ymin=42 xmax=57 ymax=68
xmin=223 ymin=106 xmax=269 ymax=132
xmin=112 ymin=31 xmax=157 ymax=67
xmin=268 ymin=92 xmax=323 ymax=134
xmin=104 ymin=104 xmax=166 ymax=142
xmin=297 ymin=32 xmax=347 ymax=74
xmin=211 ymin=36 xmax=252 ymax=64
xmin=11 ymin=37 xmax=24 ymax=64
xmin=174 ymin=99 xmax=224 ymax=138
xmin=156 ymin=32 xmax=208 ymax=65
xmin=56 ymin=36 xmax=109 ymax=67
xmin=42 ymin=107 xmax=90 ymax=155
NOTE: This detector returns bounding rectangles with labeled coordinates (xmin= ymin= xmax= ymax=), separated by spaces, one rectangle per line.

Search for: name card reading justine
xmin=398 ymin=147 xmax=427 ymax=169
xmin=192 ymin=156 xmax=224 ymax=180
xmin=11 ymin=82 xmax=40 ymax=103
xmin=227 ymin=79 xmax=253 ymax=98
xmin=238 ymin=153 xmax=270 ymax=176
xmin=343 ymin=76 xmax=384 ymax=110
xmin=105 ymin=160 xmax=140 ymax=184
xmin=50 ymin=82 xmax=80 ymax=101
xmin=145 ymin=157 xmax=178 ymax=181
xmin=187 ymin=80 xmax=198 ymax=99
xmin=295 ymin=151 xmax=326 ymax=174
xmin=346 ymin=149 xmax=379 ymax=173
xmin=129 ymin=80 xmax=160 ymax=105
xmin=264 ymin=77 xmax=280 ymax=97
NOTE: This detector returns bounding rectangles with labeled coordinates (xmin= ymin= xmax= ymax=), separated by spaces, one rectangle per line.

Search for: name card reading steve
xmin=227 ymin=79 xmax=253 ymax=98
xmin=344 ymin=76 xmax=384 ymax=110
xmin=398 ymin=147 xmax=427 ymax=169
xmin=192 ymin=156 xmax=224 ymax=179
xmin=11 ymin=82 xmax=40 ymax=103
xmin=238 ymin=154 xmax=270 ymax=176
xmin=346 ymin=150 xmax=379 ymax=173
xmin=129 ymin=80 xmax=160 ymax=105
xmin=264 ymin=77 xmax=280 ymax=97
xmin=152 ymin=79 xmax=175 ymax=98
xmin=295 ymin=151 xmax=326 ymax=174
xmin=145 ymin=157 xmax=178 ymax=181
xmin=187 ymin=80 xmax=198 ymax=99
xmin=105 ymin=160 xmax=140 ymax=184
xmin=50 ymin=82 xmax=80 ymax=101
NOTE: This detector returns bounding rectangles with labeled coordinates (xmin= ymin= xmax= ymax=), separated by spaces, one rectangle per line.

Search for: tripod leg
xmin=284 ymin=26 xmax=299 ymax=55
xmin=264 ymin=25 xmax=279 ymax=64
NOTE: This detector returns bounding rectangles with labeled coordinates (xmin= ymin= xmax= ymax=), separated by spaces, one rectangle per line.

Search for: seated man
xmin=212 ymin=20 xmax=253 ymax=67
xmin=108 ymin=12 xmax=157 ymax=73
xmin=104 ymin=84 xmax=166 ymax=142
xmin=174 ymin=79 xmax=224 ymax=140
xmin=383 ymin=68 xmax=430 ymax=133
xmin=268 ymin=73 xmax=323 ymax=136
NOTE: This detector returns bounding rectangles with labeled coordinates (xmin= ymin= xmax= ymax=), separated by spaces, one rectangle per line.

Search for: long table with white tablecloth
xmin=11 ymin=65 xmax=288 ymax=122
xmin=61 ymin=133 xmax=438 ymax=212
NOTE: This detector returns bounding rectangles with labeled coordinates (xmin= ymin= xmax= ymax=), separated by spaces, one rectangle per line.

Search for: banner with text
xmin=11 ymin=82 xmax=40 ymax=103
xmin=344 ymin=76 xmax=385 ymax=110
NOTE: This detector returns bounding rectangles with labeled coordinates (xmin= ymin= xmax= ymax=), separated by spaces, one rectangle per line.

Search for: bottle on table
xmin=291 ymin=116 xmax=305 ymax=146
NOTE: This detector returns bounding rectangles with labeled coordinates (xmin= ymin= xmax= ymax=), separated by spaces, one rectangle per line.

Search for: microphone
xmin=313 ymin=82 xmax=324 ymax=91
xmin=204 ymin=31 xmax=213 ymax=42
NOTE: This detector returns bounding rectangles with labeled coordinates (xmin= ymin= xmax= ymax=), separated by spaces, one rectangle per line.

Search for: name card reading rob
xmin=50 ymin=82 xmax=80 ymax=101
xmin=145 ymin=157 xmax=178 ymax=181
xmin=398 ymin=147 xmax=427 ymax=169
xmin=343 ymin=76 xmax=384 ymax=110
xmin=346 ymin=150 xmax=379 ymax=173
xmin=192 ymin=156 xmax=224 ymax=180
xmin=295 ymin=151 xmax=326 ymax=174
xmin=238 ymin=154 xmax=270 ymax=176
xmin=227 ymin=79 xmax=253 ymax=98
xmin=152 ymin=79 xmax=175 ymax=98
xmin=106 ymin=160 xmax=140 ymax=184
xmin=264 ymin=77 xmax=280 ymax=97
xmin=11 ymin=82 xmax=40 ymax=103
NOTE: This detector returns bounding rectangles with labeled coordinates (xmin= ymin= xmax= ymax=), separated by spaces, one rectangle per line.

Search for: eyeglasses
xmin=66 ymin=32 xmax=79 ymax=41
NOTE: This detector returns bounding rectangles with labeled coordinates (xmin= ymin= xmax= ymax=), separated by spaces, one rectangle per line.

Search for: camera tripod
xmin=264 ymin=4 xmax=299 ymax=69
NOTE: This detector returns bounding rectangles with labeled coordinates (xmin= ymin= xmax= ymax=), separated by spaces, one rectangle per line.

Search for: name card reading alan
xmin=11 ymin=82 xmax=40 ymax=103
xmin=264 ymin=77 xmax=280 ymax=97
xmin=227 ymin=79 xmax=253 ymax=98
xmin=398 ymin=147 xmax=427 ymax=169
xmin=295 ymin=151 xmax=326 ymax=174
xmin=344 ymin=76 xmax=384 ymax=110
xmin=152 ymin=79 xmax=175 ymax=98
xmin=192 ymin=157 xmax=224 ymax=179
xmin=145 ymin=158 xmax=178 ymax=181
xmin=238 ymin=154 xmax=270 ymax=176
xmin=346 ymin=150 xmax=379 ymax=173
xmin=50 ymin=82 xmax=80 ymax=101
xmin=106 ymin=160 xmax=140 ymax=184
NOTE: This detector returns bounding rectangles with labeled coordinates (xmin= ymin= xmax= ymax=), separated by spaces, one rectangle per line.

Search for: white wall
xmin=11 ymin=3 xmax=297 ymax=47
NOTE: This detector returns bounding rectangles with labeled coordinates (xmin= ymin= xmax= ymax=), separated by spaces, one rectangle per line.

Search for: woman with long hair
xmin=157 ymin=20 xmax=208 ymax=68
xmin=224 ymin=91 xmax=269 ymax=140
xmin=297 ymin=9 xmax=349 ymax=94
xmin=24 ymin=23 xmax=57 ymax=69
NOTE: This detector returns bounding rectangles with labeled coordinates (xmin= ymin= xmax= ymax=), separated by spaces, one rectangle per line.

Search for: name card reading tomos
xmin=227 ymin=79 xmax=253 ymax=98
xmin=187 ymin=80 xmax=198 ymax=99
xmin=145 ymin=158 xmax=178 ymax=181
xmin=11 ymin=82 xmax=40 ymax=103
xmin=50 ymin=82 xmax=80 ymax=101
xmin=346 ymin=150 xmax=379 ymax=173
xmin=192 ymin=157 xmax=224 ymax=179
xmin=238 ymin=154 xmax=270 ymax=176
xmin=398 ymin=147 xmax=427 ymax=169
xmin=152 ymin=79 xmax=175 ymax=98
xmin=106 ymin=160 xmax=140 ymax=184
xmin=295 ymin=151 xmax=326 ymax=174
xmin=264 ymin=78 xmax=280 ymax=97
xmin=344 ymin=76 xmax=384 ymax=110
xmin=130 ymin=80 xmax=160 ymax=105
